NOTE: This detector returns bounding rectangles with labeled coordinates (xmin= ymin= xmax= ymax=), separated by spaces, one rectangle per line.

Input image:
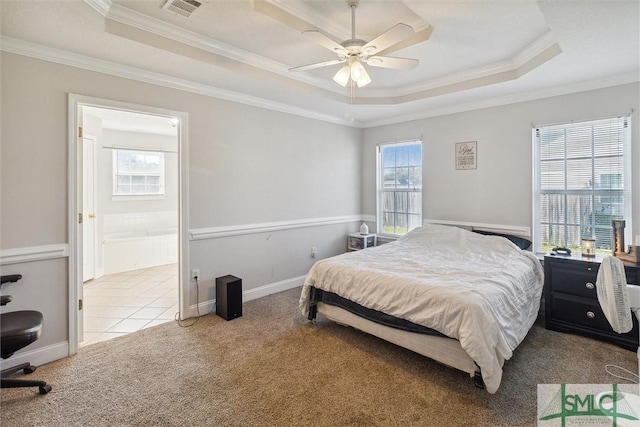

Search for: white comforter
xmin=299 ymin=224 xmax=544 ymax=393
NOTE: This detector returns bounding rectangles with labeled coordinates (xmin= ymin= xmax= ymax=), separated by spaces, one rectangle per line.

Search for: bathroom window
xmin=112 ymin=149 xmax=165 ymax=196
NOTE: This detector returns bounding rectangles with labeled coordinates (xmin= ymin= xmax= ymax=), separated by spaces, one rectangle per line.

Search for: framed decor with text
xmin=455 ymin=141 xmax=477 ymax=170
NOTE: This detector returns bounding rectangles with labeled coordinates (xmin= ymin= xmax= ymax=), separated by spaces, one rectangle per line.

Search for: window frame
xmin=532 ymin=116 xmax=632 ymax=255
xmin=376 ymin=139 xmax=423 ymax=239
xmin=112 ymin=149 xmax=166 ymax=198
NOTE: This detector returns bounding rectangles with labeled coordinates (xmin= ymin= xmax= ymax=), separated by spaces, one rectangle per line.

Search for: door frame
xmin=67 ymin=94 xmax=190 ymax=355
xmin=82 ymin=134 xmax=98 ymax=283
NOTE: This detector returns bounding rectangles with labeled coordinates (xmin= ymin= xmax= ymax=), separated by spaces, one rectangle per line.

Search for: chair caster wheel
xmin=39 ymin=385 xmax=51 ymax=394
xmin=24 ymin=365 xmax=37 ymax=374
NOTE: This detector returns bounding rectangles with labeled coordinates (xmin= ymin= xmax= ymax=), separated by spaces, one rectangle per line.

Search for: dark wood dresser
xmin=544 ymin=254 xmax=640 ymax=351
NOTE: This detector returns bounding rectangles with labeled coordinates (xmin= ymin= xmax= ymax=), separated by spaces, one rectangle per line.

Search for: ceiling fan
xmin=289 ymin=0 xmax=419 ymax=88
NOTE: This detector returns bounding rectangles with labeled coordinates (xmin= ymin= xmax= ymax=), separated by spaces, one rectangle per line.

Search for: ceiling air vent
xmin=162 ymin=0 xmax=202 ymax=18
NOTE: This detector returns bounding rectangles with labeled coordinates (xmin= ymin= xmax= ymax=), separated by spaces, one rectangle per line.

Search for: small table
xmin=347 ymin=232 xmax=377 ymax=252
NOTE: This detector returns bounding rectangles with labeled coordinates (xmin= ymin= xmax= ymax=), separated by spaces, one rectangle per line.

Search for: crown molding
xmin=85 ymin=0 xmax=342 ymax=95
xmin=260 ymin=0 xmax=351 ymax=41
xmin=88 ymin=0 xmax=442 ymax=101
xmin=362 ymin=72 xmax=640 ymax=128
xmin=85 ymin=0 xmax=564 ymax=107
xmin=3 ymin=36 xmax=636 ymax=130
xmin=0 ymin=37 xmax=357 ymax=127
xmin=364 ymin=31 xmax=561 ymax=99
xmin=84 ymin=0 xmax=111 ymax=17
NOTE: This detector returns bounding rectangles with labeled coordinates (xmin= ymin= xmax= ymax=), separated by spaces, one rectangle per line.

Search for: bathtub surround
xmin=103 ymin=211 xmax=178 ymax=274
xmin=84 ymin=115 xmax=180 ymax=278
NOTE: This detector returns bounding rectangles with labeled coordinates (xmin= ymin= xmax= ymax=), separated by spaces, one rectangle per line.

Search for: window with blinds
xmin=533 ymin=116 xmax=631 ymax=254
xmin=377 ymin=140 xmax=422 ymax=236
xmin=113 ymin=149 xmax=165 ymax=196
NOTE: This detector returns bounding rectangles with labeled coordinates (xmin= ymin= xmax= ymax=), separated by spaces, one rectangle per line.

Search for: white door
xmin=82 ymin=136 xmax=97 ymax=282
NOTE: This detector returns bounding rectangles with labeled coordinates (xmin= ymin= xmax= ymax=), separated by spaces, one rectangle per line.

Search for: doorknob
xmin=88 ymin=213 xmax=96 ymax=219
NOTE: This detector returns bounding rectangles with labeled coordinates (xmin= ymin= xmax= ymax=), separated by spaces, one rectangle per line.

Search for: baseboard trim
xmin=6 ymin=276 xmax=306 ymax=366
xmin=242 ymin=275 xmax=305 ymax=302
xmin=183 ymin=275 xmax=305 ymax=319
xmin=0 ymin=244 xmax=69 ymax=265
xmin=0 ymin=341 xmax=69 ymax=371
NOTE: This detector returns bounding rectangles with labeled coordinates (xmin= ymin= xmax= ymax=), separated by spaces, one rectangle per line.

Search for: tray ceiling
xmin=0 ymin=0 xmax=638 ymax=127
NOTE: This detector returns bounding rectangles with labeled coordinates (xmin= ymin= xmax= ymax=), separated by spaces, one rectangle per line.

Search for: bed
xmin=299 ymin=224 xmax=544 ymax=393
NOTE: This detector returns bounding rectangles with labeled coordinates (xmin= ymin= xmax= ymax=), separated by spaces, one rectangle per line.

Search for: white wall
xmin=0 ymin=52 xmax=362 ymax=360
xmin=362 ymin=83 xmax=640 ymax=243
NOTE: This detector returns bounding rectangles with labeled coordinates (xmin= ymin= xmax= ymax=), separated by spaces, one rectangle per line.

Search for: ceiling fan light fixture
xmin=355 ymin=71 xmax=371 ymax=88
xmin=350 ymin=60 xmax=371 ymax=87
xmin=333 ymin=65 xmax=351 ymax=87
xmin=289 ymin=0 xmax=419 ymax=91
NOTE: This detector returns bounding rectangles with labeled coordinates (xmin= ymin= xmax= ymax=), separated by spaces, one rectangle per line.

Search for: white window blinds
xmin=533 ymin=116 xmax=631 ymax=254
xmin=113 ymin=149 xmax=165 ymax=196
xmin=377 ymin=140 xmax=422 ymax=236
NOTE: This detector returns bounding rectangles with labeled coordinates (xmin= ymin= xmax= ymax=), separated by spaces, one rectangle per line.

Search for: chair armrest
xmin=1 ymin=274 xmax=22 ymax=285
xmin=0 ymin=295 xmax=12 ymax=306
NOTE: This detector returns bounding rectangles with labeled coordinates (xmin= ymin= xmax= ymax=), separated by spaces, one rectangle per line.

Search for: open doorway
xmin=68 ymin=97 xmax=188 ymax=351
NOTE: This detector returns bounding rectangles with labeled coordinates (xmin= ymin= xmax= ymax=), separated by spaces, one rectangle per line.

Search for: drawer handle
xmin=585 ymin=282 xmax=595 ymax=290
xmin=586 ymin=311 xmax=596 ymax=319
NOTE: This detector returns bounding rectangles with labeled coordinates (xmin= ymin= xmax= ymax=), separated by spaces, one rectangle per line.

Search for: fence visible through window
xmin=378 ymin=140 xmax=422 ymax=236
xmin=534 ymin=116 xmax=630 ymax=255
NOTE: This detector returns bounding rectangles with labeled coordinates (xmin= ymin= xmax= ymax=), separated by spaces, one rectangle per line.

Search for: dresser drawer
xmin=550 ymin=265 xmax=598 ymax=299
xmin=551 ymin=295 xmax=610 ymax=330
xmin=544 ymin=255 xmax=640 ymax=351
xmin=624 ymin=267 xmax=640 ymax=285
xmin=551 ymin=294 xmax=639 ymax=340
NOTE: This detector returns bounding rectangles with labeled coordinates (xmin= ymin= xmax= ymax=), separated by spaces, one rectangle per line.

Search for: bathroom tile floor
xmin=81 ymin=264 xmax=178 ymax=347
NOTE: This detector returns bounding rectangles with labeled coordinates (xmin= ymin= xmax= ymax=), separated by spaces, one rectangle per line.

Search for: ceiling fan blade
xmin=361 ymin=23 xmax=415 ymax=56
xmin=289 ymin=59 xmax=345 ymax=72
xmin=302 ymin=30 xmax=349 ymax=56
xmin=366 ymin=56 xmax=419 ymax=70
xmin=376 ymin=26 xmax=433 ymax=56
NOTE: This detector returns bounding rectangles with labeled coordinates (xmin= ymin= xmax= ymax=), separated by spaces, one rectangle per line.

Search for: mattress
xmin=317 ymin=302 xmax=479 ymax=377
xmin=300 ymin=224 xmax=544 ymax=393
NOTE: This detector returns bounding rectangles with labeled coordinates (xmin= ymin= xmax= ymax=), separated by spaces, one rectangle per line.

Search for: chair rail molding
xmin=0 ymin=244 xmax=69 ymax=265
xmin=189 ymin=215 xmax=369 ymax=241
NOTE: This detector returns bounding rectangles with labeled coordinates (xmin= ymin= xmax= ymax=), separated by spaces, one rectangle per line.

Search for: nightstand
xmin=347 ymin=233 xmax=377 ymax=251
xmin=544 ymin=255 xmax=640 ymax=351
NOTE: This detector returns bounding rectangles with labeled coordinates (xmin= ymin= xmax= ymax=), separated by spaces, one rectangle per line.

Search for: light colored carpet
xmin=1 ymin=287 xmax=637 ymax=426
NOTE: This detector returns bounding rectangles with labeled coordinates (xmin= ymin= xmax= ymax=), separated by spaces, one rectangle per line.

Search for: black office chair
xmin=1 ymin=274 xmax=51 ymax=394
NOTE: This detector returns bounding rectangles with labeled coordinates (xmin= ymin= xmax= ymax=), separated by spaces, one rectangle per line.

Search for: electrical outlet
xmin=191 ymin=269 xmax=200 ymax=281
xmin=311 ymin=247 xmax=317 ymax=258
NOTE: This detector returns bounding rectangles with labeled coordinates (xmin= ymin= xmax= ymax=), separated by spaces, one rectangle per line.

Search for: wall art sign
xmin=455 ymin=141 xmax=477 ymax=170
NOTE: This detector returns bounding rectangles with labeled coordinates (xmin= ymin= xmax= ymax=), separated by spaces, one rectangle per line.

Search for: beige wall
xmin=0 ymin=52 xmax=362 ymax=357
xmin=362 ymin=83 xmax=640 ymax=246
xmin=2 ymin=49 xmax=638 ymax=365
